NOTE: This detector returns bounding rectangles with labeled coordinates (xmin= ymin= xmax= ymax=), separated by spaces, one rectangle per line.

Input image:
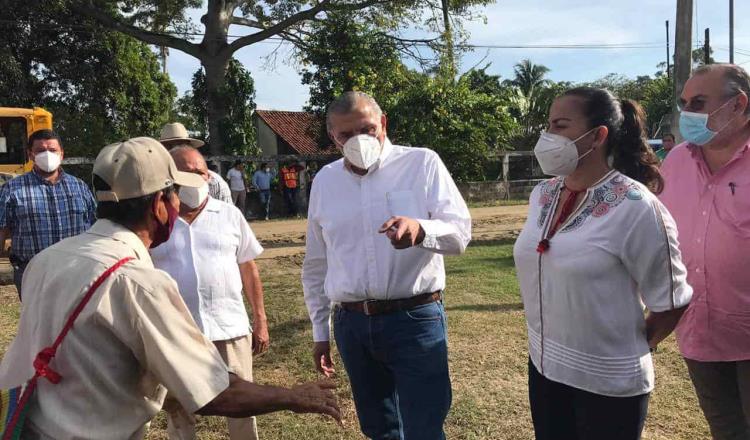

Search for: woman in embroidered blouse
xmin=513 ymin=87 xmax=693 ymax=440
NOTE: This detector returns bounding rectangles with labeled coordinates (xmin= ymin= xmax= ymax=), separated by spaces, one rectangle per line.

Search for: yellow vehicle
xmin=0 ymin=107 xmax=53 ymax=175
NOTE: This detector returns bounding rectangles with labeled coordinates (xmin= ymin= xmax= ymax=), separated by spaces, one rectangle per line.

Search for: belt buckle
xmin=362 ymin=300 xmax=377 ymax=316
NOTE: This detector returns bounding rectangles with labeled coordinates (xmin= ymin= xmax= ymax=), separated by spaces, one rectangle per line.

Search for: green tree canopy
xmin=176 ymin=59 xmax=258 ymax=156
xmin=0 ymin=1 xmax=176 ymax=156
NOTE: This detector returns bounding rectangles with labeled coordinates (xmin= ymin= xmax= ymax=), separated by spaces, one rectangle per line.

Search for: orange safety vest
xmin=281 ymin=166 xmax=298 ymax=189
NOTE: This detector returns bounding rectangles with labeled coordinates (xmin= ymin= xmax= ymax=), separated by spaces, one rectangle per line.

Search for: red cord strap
xmin=32 ymin=256 xmax=134 ymax=384
xmin=538 ymin=187 xmax=584 ymax=254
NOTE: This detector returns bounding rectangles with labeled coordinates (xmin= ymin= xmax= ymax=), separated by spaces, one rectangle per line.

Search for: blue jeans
xmin=333 ymin=301 xmax=451 ymax=440
xmin=258 ymin=189 xmax=271 ymax=218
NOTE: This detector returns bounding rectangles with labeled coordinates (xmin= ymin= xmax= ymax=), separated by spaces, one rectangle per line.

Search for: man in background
xmin=227 ymin=160 xmax=250 ymax=218
xmin=655 ymin=133 xmax=676 ymax=161
xmin=280 ymin=160 xmax=304 ymax=217
xmin=252 ymin=163 xmax=275 ymax=221
xmin=0 ymin=129 xmax=96 ymax=296
xmin=159 ymin=122 xmax=232 ymax=204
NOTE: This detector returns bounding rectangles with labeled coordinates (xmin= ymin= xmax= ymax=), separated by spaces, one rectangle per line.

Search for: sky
xmin=165 ymin=0 xmax=750 ymax=111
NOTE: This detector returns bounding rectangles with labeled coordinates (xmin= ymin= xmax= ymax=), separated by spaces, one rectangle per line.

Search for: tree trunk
xmin=203 ymin=57 xmax=231 ymax=157
xmin=200 ymin=0 xmax=237 ymax=156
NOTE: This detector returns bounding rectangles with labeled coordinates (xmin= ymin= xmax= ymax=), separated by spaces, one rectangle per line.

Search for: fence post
xmin=502 ymin=153 xmax=510 ymax=200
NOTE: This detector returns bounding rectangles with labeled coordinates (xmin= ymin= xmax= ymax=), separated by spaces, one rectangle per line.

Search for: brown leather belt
xmin=339 ymin=291 xmax=442 ymax=316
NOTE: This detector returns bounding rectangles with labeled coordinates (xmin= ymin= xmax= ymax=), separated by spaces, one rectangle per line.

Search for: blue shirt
xmin=252 ymin=170 xmax=275 ymax=191
xmin=0 ymin=170 xmax=96 ymax=262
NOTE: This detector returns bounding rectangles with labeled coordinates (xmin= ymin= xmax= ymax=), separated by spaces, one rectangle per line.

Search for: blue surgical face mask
xmin=679 ymin=97 xmax=737 ymax=145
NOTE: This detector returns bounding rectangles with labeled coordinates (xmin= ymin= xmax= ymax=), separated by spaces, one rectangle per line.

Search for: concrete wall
xmin=237 ymin=179 xmax=540 ymax=221
xmin=456 ymin=179 xmax=543 ymax=203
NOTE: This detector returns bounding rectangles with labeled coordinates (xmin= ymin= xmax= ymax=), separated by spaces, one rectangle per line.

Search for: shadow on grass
xmin=468 ymin=238 xmax=518 ymax=248
xmin=448 ymin=255 xmax=516 ymax=274
xmin=445 ymin=303 xmax=523 ymax=313
xmin=265 ymin=317 xmax=310 ymax=356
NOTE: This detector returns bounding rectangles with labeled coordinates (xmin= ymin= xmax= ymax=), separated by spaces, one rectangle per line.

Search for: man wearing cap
xmin=160 ymin=122 xmax=232 ymax=204
xmin=151 ymin=146 xmax=270 ymax=440
xmin=0 ymin=129 xmax=96 ymax=297
xmin=303 ymin=92 xmax=471 ymax=439
xmin=0 ymin=137 xmax=339 ymax=439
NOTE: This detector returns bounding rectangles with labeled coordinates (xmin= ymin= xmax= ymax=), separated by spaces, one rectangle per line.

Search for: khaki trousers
xmin=164 ymin=334 xmax=258 ymax=440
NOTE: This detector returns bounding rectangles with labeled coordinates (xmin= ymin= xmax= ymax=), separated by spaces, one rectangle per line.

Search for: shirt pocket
xmin=386 ymin=190 xmax=425 ymax=219
xmin=715 ymin=180 xmax=750 ymax=237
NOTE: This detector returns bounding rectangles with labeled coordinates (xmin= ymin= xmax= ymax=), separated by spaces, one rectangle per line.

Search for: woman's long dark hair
xmin=562 ymin=87 xmax=663 ymax=194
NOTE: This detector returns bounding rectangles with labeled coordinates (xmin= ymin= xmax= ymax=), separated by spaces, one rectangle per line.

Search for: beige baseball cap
xmin=159 ymin=122 xmax=205 ymax=148
xmin=93 ymin=137 xmax=204 ymax=202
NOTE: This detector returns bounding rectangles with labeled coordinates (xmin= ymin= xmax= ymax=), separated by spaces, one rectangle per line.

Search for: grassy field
xmin=0 ymin=239 xmax=709 ymax=439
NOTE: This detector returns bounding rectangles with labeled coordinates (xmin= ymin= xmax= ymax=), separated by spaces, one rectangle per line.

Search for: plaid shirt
xmin=0 ymin=170 xmax=96 ymax=262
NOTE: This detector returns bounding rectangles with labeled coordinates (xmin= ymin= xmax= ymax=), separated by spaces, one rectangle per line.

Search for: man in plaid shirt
xmin=0 ymin=130 xmax=96 ymax=298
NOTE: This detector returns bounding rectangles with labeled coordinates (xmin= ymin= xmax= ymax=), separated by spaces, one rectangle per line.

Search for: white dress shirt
xmin=151 ymin=198 xmax=263 ymax=341
xmin=514 ymin=170 xmax=693 ymax=397
xmin=302 ymin=139 xmax=471 ymax=342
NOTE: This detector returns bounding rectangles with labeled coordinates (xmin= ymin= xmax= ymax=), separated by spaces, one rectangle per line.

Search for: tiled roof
xmin=255 ymin=110 xmax=337 ymax=155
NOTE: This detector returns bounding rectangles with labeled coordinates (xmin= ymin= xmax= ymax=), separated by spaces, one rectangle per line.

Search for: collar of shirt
xmin=178 ymin=197 xmax=222 ymax=226
xmin=86 ymin=219 xmax=153 ymax=266
xmin=688 ymin=138 xmax=750 ymax=173
xmin=29 ymin=168 xmax=66 ymax=186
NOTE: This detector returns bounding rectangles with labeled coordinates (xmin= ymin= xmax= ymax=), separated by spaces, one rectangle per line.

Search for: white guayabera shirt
xmin=151 ymin=197 xmax=263 ymax=341
xmin=302 ymin=139 xmax=472 ymax=342
xmin=514 ymin=170 xmax=693 ymax=397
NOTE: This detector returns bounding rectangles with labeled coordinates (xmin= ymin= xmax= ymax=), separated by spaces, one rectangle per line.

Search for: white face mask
xmin=178 ymin=182 xmax=209 ymax=209
xmin=34 ymin=150 xmax=62 ymax=173
xmin=533 ymin=128 xmax=598 ymax=177
xmin=342 ymin=134 xmax=382 ymax=170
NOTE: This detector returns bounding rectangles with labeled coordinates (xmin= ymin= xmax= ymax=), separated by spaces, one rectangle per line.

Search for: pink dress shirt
xmin=659 ymin=140 xmax=750 ymax=362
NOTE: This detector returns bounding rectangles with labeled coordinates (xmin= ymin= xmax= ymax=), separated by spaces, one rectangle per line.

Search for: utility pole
xmin=730 ymin=0 xmax=735 ymax=63
xmin=666 ymin=20 xmax=671 ymax=79
xmin=704 ymin=28 xmax=711 ymax=65
xmin=673 ymin=0 xmax=693 ymax=141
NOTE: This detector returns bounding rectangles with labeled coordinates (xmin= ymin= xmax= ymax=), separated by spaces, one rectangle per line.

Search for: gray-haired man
xmin=303 ymin=92 xmax=471 ymax=439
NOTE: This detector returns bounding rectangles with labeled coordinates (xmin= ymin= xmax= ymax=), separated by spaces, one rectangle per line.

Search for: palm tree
xmin=509 ymin=59 xmax=551 ymax=97
xmin=503 ymin=60 xmax=556 ymax=148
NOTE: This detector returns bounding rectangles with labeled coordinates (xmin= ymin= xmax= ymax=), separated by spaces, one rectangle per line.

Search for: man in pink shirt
xmin=660 ymin=63 xmax=750 ymax=440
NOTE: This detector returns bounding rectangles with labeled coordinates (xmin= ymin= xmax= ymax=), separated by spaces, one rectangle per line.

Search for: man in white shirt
xmin=158 ymin=122 xmax=232 ymax=204
xmin=302 ymin=92 xmax=471 ymax=440
xmin=151 ymin=146 xmax=269 ymax=440
xmin=227 ymin=160 xmax=249 ymax=217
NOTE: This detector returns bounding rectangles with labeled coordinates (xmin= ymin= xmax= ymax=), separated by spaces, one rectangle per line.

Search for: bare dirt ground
xmin=251 ymin=204 xmax=529 ymax=259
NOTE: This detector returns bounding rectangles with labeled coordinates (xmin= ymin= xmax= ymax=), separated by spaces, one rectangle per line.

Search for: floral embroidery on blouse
xmin=537 ymin=178 xmax=561 ymax=228
xmin=537 ymin=174 xmax=643 ymax=233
